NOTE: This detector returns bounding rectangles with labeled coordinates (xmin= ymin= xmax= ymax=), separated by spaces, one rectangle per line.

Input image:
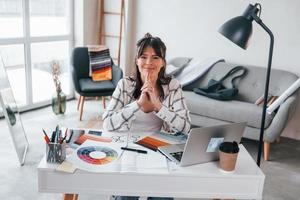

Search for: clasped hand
xmin=137 ymin=74 xmax=162 ymax=113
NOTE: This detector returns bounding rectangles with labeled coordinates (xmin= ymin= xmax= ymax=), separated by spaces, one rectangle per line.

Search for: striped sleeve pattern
xmin=102 ymin=78 xmax=140 ymax=131
xmin=156 ymin=80 xmax=191 ymax=135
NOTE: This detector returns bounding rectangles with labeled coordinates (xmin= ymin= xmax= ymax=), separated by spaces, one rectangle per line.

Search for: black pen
xmin=121 ymin=147 xmax=147 ymax=154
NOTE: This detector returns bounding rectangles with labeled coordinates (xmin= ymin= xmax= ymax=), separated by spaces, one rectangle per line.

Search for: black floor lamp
xmin=218 ymin=3 xmax=274 ymax=167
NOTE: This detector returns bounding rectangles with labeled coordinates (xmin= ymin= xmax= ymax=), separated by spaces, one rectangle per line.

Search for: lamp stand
xmin=251 ymin=14 xmax=274 ymax=166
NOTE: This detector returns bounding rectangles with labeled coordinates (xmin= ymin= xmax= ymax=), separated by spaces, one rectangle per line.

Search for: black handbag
xmin=193 ymin=66 xmax=247 ymax=101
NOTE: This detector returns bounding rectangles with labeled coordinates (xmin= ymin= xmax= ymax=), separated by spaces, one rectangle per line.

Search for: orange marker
xmin=44 ymin=135 xmax=50 ymax=144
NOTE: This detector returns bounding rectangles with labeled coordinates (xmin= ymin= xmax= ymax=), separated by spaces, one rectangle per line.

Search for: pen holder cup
xmin=46 ymin=142 xmax=66 ymax=163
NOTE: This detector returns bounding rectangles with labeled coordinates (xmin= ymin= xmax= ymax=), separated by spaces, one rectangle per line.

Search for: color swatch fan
xmin=68 ymin=140 xmax=122 ymax=173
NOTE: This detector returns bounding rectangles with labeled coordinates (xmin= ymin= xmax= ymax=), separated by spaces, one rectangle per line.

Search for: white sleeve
xmin=102 ymin=79 xmax=140 ymax=131
xmin=155 ymin=85 xmax=191 ymax=134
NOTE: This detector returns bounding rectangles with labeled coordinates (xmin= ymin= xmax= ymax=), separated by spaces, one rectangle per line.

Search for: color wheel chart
xmin=77 ymin=146 xmax=118 ymax=165
xmin=68 ymin=140 xmax=122 ymax=173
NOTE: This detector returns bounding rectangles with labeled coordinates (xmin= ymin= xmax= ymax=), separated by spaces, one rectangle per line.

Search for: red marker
xmin=42 ymin=129 xmax=50 ymax=144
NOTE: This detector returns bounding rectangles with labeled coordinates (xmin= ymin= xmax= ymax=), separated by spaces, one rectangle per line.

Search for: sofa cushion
xmin=183 ymin=91 xmax=274 ymax=129
xmin=79 ymin=78 xmax=115 ymax=93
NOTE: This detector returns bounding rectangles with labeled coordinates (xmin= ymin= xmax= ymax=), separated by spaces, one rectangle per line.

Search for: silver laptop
xmin=158 ymin=122 xmax=246 ymax=167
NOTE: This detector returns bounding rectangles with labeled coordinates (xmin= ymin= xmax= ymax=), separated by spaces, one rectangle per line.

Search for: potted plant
xmin=51 ymin=61 xmax=66 ymax=114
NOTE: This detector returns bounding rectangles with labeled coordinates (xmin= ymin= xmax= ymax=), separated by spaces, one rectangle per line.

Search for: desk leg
xmin=63 ymin=194 xmax=78 ymax=200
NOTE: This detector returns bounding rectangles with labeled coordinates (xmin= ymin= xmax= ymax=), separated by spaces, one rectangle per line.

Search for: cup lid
xmin=219 ymin=141 xmax=239 ymax=153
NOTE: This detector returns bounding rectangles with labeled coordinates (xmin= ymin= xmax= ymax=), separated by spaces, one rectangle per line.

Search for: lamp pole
xmin=251 ymin=14 xmax=274 ymax=166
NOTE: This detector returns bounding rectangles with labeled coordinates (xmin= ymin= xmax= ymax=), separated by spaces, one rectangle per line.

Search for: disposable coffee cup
xmin=219 ymin=141 xmax=239 ymax=172
xmin=46 ymin=142 xmax=66 ymax=163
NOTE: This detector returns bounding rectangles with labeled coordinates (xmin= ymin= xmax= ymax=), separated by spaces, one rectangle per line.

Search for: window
xmin=0 ymin=0 xmax=23 ymax=38
xmin=0 ymin=0 xmax=73 ymax=110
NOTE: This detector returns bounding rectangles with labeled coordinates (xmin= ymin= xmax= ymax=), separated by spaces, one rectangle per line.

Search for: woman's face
xmin=136 ymin=46 xmax=165 ymax=83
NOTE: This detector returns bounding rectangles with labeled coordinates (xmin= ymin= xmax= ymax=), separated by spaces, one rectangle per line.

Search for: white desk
xmin=38 ymin=144 xmax=265 ymax=200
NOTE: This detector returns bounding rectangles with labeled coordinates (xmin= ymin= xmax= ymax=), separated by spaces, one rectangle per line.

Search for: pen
xmin=50 ymin=131 xmax=56 ymax=143
xmin=121 ymin=147 xmax=147 ymax=154
xmin=60 ymin=128 xmax=68 ymax=144
xmin=55 ymin=125 xmax=60 ymax=142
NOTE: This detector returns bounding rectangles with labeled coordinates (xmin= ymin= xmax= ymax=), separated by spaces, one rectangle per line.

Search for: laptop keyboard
xmin=170 ymin=151 xmax=183 ymax=162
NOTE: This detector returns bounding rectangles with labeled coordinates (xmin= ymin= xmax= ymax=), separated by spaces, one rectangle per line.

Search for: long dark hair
xmin=132 ymin=33 xmax=171 ymax=100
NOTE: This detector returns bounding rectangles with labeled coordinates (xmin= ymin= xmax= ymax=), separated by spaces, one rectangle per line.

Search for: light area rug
xmin=0 ymin=99 xmax=107 ymax=200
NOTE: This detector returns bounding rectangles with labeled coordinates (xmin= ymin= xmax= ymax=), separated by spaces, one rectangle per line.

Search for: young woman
xmin=102 ymin=33 xmax=191 ymax=135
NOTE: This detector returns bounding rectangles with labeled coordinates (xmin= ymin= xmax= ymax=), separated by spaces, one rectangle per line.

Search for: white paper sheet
xmin=121 ymin=143 xmax=167 ymax=172
xmin=267 ymin=78 xmax=300 ymax=114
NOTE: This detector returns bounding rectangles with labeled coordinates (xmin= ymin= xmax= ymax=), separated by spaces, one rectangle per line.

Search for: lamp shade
xmin=218 ymin=16 xmax=253 ymax=50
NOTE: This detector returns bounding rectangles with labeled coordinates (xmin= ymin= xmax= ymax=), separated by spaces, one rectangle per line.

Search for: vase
xmin=52 ymin=91 xmax=66 ymax=115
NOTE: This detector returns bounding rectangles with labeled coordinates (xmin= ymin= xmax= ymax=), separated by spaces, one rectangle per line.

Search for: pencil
xmin=64 ymin=128 xmax=68 ymax=138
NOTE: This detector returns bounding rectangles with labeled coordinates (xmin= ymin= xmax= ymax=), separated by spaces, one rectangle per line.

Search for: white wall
xmin=125 ymin=0 xmax=300 ymax=139
xmin=74 ymin=0 xmax=100 ymax=46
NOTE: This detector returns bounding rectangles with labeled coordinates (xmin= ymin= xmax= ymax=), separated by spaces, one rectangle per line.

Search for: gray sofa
xmin=182 ymin=61 xmax=299 ymax=160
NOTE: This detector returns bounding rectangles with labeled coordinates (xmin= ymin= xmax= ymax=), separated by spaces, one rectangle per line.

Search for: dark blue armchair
xmin=71 ymin=47 xmax=123 ymax=120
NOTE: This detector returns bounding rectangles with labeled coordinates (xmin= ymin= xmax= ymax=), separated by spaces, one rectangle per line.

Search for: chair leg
xmin=77 ymin=96 xmax=82 ymax=110
xmin=63 ymin=194 xmax=78 ymax=200
xmin=102 ymin=96 xmax=106 ymax=109
xmin=264 ymin=142 xmax=270 ymax=161
xmin=79 ymin=96 xmax=85 ymax=121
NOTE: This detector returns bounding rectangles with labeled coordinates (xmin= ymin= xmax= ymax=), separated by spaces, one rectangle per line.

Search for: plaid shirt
xmin=102 ymin=77 xmax=191 ymax=134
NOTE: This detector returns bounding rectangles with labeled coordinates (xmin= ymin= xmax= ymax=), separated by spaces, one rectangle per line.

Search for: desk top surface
xmin=38 ymin=131 xmax=264 ymax=178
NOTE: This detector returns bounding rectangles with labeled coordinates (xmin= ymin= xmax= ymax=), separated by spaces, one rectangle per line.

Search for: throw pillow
xmin=175 ymin=58 xmax=225 ymax=86
xmin=165 ymin=57 xmax=192 ymax=76
xmin=88 ymin=45 xmax=112 ymax=81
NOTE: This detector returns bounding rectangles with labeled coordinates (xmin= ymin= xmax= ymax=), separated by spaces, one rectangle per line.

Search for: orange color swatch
xmin=74 ymin=134 xmax=112 ymax=145
xmin=92 ymin=66 xmax=112 ymax=81
xmin=135 ymin=136 xmax=170 ymax=151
